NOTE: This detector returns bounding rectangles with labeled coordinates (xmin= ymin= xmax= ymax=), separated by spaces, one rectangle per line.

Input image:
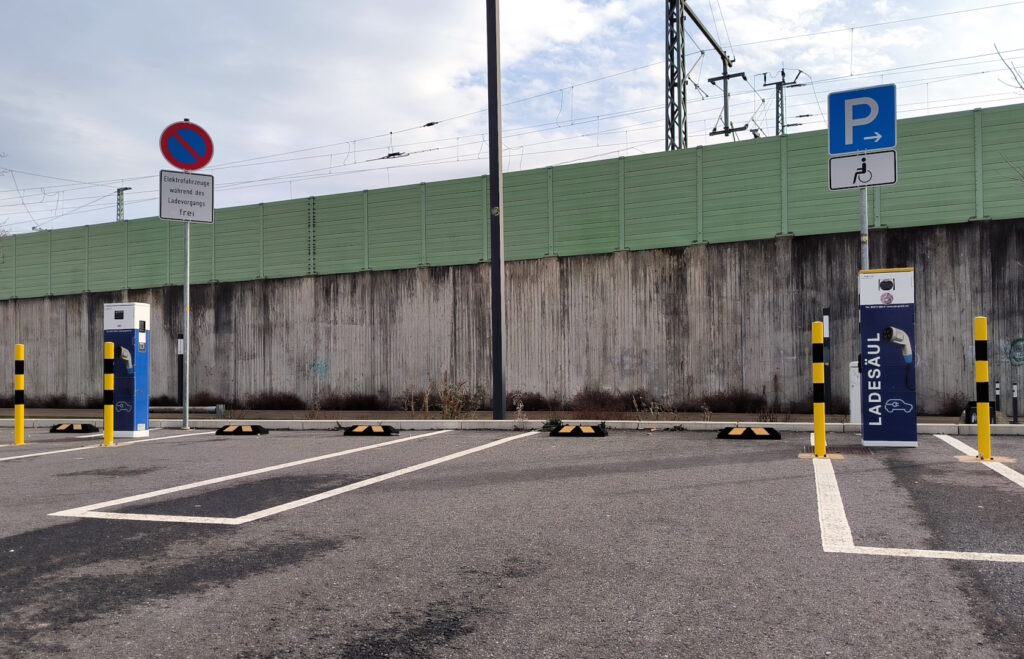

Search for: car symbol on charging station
xmin=884 ymin=398 xmax=914 ymax=414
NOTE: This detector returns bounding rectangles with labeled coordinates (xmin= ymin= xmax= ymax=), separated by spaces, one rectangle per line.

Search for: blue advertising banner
xmin=859 ymin=269 xmax=917 ymax=447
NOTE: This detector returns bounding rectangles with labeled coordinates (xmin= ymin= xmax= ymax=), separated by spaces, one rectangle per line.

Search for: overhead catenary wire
xmin=2 ymin=79 xmax=1019 ymax=227
xmin=2 ymin=3 xmax=1023 ymax=229
xmin=2 ymin=56 xmax=1015 ymax=217
xmin=8 ymin=73 xmax=1020 ymax=232
xmin=3 ymin=36 xmax=1022 ymax=207
xmin=7 ymin=19 xmax=1021 ymax=204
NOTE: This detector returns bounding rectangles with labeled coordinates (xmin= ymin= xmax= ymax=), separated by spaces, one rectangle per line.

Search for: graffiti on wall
xmin=1009 ymin=338 xmax=1024 ymax=367
xmin=308 ymin=358 xmax=329 ymax=380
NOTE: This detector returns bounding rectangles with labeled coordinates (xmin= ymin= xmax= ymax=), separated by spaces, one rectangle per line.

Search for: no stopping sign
xmin=160 ymin=121 xmax=213 ymax=171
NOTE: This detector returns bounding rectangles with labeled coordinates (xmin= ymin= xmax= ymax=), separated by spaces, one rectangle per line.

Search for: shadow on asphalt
xmin=0 ymin=519 xmax=348 ymax=655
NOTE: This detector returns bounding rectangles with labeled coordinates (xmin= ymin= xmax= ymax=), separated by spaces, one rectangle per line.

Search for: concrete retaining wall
xmin=1 ymin=220 xmax=1021 ymax=413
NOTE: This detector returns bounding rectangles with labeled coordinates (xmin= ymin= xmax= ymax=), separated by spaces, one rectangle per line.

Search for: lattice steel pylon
xmin=665 ymin=0 xmax=685 ymax=150
xmin=667 ymin=1 xmax=746 ymax=147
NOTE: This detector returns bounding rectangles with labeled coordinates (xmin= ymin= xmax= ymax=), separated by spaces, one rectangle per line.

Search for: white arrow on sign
xmin=865 ymin=132 xmax=883 ymax=143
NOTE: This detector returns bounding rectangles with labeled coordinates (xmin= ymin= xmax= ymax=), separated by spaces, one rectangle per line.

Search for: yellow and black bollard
xmin=975 ymin=317 xmax=991 ymax=461
xmin=103 ymin=341 xmax=114 ymax=447
xmin=14 ymin=344 xmax=25 ymax=445
xmin=812 ymin=322 xmax=826 ymax=458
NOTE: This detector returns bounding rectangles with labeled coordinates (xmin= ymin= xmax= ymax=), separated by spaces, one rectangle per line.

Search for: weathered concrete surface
xmin=0 ymin=220 xmax=1020 ymax=413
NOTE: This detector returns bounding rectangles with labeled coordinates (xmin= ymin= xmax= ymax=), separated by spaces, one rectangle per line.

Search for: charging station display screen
xmin=859 ymin=269 xmax=917 ymax=447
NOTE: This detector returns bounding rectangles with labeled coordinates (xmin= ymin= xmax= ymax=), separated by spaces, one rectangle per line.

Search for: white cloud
xmin=1 ymin=1 xmax=1022 ymax=232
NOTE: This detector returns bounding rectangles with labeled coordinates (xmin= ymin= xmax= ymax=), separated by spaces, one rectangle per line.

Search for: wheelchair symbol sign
xmin=829 ymin=150 xmax=897 ymax=190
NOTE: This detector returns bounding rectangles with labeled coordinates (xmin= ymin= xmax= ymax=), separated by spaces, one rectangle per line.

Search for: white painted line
xmin=118 ymin=431 xmax=214 ymax=446
xmin=813 ymin=458 xmax=855 ymax=551
xmin=812 ymin=452 xmax=1024 ymax=563
xmin=0 ymin=444 xmax=99 ymax=462
xmin=936 ymin=433 xmax=987 ymax=458
xmin=53 ymin=430 xmax=537 ymax=526
xmin=0 ymin=430 xmax=215 ymax=462
xmin=934 ymin=434 xmax=1024 ymax=489
xmin=50 ymin=430 xmax=452 ymax=520
xmin=236 ymin=430 xmax=539 ymax=523
xmin=841 ymin=545 xmax=1024 ymax=563
xmin=63 ymin=511 xmax=247 ymax=525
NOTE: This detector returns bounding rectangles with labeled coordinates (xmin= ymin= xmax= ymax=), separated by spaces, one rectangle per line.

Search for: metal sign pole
xmin=158 ymin=119 xmax=212 ymax=433
xmin=183 ymin=220 xmax=190 ymax=429
xmin=860 ymin=185 xmax=869 ymax=270
xmin=823 ymin=306 xmax=831 ymax=414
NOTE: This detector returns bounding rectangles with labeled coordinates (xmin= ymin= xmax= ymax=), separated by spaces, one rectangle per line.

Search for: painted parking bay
xmin=0 ymin=429 xmax=1020 ymax=656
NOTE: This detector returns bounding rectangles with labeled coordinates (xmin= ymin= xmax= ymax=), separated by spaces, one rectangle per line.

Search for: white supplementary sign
xmin=159 ymin=170 xmax=214 ymax=223
xmin=828 ymin=150 xmax=897 ymax=190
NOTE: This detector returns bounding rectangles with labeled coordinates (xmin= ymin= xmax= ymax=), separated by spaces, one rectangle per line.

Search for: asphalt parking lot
xmin=1 ymin=426 xmax=1022 ymax=657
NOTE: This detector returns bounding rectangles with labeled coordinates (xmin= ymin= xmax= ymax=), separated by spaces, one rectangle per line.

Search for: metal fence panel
xmin=86 ymin=223 xmax=126 ymax=292
xmin=13 ymin=232 xmax=51 ymax=297
xmin=426 ymin=178 xmax=487 ymax=266
xmin=315 ymin=191 xmax=367 ymax=274
xmin=702 ymin=139 xmax=783 ymax=243
xmin=367 ymin=185 xmax=422 ymax=270
xmin=188 ymin=221 xmax=216 ymax=283
xmin=261 ymin=199 xmax=310 ymax=279
xmin=505 ymin=169 xmax=550 ymax=261
xmin=879 ymin=111 xmax=975 ymax=228
xmin=982 ymin=105 xmax=1024 ymax=220
xmin=127 ymin=219 xmax=170 ymax=289
xmin=552 ymin=159 xmax=620 ymax=256
xmin=50 ymin=227 xmax=90 ymax=295
xmin=787 ymin=131 xmax=862 ymax=236
xmin=213 ymin=205 xmax=263 ymax=282
xmin=0 ymin=237 xmax=15 ymax=298
xmin=624 ymin=149 xmax=698 ymax=249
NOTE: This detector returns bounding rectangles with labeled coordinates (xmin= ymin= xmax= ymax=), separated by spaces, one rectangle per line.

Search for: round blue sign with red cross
xmin=160 ymin=120 xmax=213 ymax=171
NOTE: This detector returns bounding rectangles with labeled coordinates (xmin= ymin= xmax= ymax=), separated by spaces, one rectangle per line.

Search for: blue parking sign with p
xmin=828 ymin=84 xmax=897 ymax=155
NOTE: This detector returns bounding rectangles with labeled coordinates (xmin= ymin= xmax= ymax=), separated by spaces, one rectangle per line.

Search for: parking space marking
xmin=52 ymin=430 xmax=536 ymax=525
xmin=813 ymin=457 xmax=855 ymax=551
xmin=0 ymin=444 xmax=99 ymax=462
xmin=234 ymin=430 xmax=539 ymax=524
xmin=934 ymin=434 xmax=1024 ymax=489
xmin=0 ymin=431 xmax=214 ymax=462
xmin=813 ymin=446 xmax=1024 ymax=563
xmin=51 ymin=430 xmax=452 ymax=523
xmin=53 ymin=429 xmax=544 ymax=526
xmin=118 ymin=431 xmax=215 ymax=447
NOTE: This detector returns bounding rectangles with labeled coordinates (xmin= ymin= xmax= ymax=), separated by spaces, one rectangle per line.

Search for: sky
xmin=1 ymin=0 xmax=1023 ymax=234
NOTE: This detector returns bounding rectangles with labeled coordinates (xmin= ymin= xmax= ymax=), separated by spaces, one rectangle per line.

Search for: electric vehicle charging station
xmin=858 ymin=268 xmax=916 ymax=447
xmin=103 ymin=303 xmax=151 ymax=438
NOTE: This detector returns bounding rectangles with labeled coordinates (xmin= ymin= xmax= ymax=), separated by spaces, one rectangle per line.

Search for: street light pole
xmin=486 ymin=0 xmax=507 ymax=419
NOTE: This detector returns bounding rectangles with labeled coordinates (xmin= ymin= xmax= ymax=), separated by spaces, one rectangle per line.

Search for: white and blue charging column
xmin=858 ymin=268 xmax=916 ymax=447
xmin=103 ymin=303 xmax=151 ymax=438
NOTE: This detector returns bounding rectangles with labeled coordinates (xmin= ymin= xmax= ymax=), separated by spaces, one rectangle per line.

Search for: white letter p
xmin=844 ymin=97 xmax=879 ymax=145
